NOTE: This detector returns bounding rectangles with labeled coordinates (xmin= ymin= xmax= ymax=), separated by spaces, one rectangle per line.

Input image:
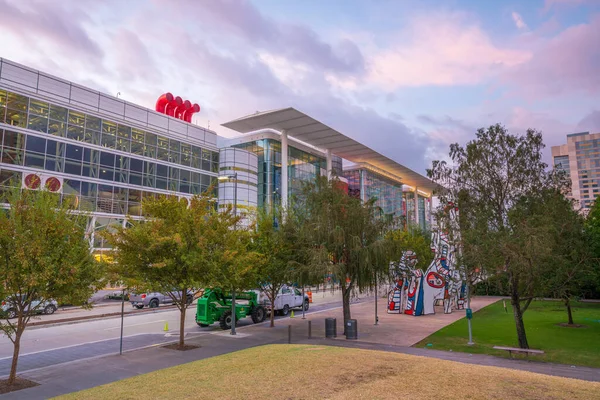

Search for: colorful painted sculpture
xmin=388 ymin=203 xmax=465 ymax=317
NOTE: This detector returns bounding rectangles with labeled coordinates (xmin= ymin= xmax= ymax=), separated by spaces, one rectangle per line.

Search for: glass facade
xmin=575 ymin=140 xmax=600 ymax=208
xmin=343 ymin=168 xmax=404 ymax=219
xmin=233 ymin=139 xmax=326 ymax=207
xmin=0 ymin=88 xmax=219 ymax=250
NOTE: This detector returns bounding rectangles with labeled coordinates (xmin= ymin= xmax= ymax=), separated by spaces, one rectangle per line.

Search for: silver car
xmin=1 ymin=296 xmax=58 ymax=319
xmin=130 ymin=290 xmax=193 ymax=309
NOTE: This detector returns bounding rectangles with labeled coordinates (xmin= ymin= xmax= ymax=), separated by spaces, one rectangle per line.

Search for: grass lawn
xmin=415 ymin=299 xmax=600 ymax=368
xmin=56 ymin=344 xmax=599 ymax=400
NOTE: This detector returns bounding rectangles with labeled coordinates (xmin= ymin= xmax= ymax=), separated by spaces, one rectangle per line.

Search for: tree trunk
xmin=269 ymin=288 xmax=276 ymax=328
xmin=8 ymin=322 xmax=24 ymax=385
xmin=341 ymin=283 xmax=351 ymax=334
xmin=565 ymin=297 xmax=574 ymax=325
xmin=509 ymin=280 xmax=529 ymax=349
xmin=179 ymin=302 xmax=186 ymax=348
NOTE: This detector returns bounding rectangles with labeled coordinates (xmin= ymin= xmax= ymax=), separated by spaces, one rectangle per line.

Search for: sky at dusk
xmin=1 ymin=0 xmax=599 ymax=175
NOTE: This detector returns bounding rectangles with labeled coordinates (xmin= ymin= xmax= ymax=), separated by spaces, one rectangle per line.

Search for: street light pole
xmin=232 ymin=172 xmax=238 ymax=336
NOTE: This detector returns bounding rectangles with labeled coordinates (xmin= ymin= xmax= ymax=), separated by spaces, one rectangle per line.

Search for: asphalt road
xmin=0 ymin=294 xmax=348 ymax=377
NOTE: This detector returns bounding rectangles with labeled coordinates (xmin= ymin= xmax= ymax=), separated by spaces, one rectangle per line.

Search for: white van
xmin=259 ymin=285 xmax=309 ymax=316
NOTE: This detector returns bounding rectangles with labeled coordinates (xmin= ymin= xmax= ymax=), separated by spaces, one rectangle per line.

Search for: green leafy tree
xmin=300 ymin=177 xmax=389 ymax=330
xmin=428 ymin=124 xmax=566 ymax=349
xmin=253 ymin=207 xmax=301 ymax=327
xmin=540 ymin=192 xmax=596 ymax=325
xmin=585 ymin=200 xmax=600 ymax=299
xmin=106 ymin=193 xmax=227 ymax=348
xmin=0 ymin=187 xmax=101 ymax=385
xmin=206 ymin=206 xmax=262 ymax=335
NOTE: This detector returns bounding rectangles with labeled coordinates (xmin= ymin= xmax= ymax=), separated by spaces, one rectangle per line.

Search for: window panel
xmin=131 ymin=128 xmax=145 ymax=144
xmin=117 ymin=125 xmax=131 ymax=140
xmin=144 ymin=145 xmax=156 ymax=159
xmin=66 ymin=144 xmax=83 ymax=161
xmin=48 ymin=120 xmax=67 ymax=137
xmin=129 ymin=173 xmax=142 ymax=186
xmin=68 ymin=111 xmax=85 ymax=127
xmin=85 ymin=115 xmax=101 ymax=131
xmin=5 ymin=109 xmax=27 ymax=127
xmin=99 ymin=167 xmax=115 ymax=181
xmin=156 ymin=164 xmax=168 ymax=177
xmin=157 ymin=135 xmax=168 ymax=150
xmin=192 ymin=145 xmax=201 ymax=158
xmin=82 ymin=163 xmax=98 ymax=179
xmin=169 ymin=139 xmax=181 ymax=153
xmin=26 ymin=135 xmax=47 ymax=154
xmin=6 ymin=92 xmax=28 ymax=111
xmin=130 ymin=158 xmax=143 ymax=172
xmin=145 ymin=132 xmax=157 ymax=146
xmin=29 ymin=99 xmax=49 ymax=117
xmin=102 ymin=120 xmax=117 ymax=136
xmin=101 ymin=132 xmax=116 ymax=149
xmin=116 ymin=138 xmax=131 ymax=153
xmin=64 ymin=159 xmax=82 ymax=175
xmin=3 ymin=130 xmax=25 ymax=149
xmin=157 ymin=147 xmax=168 ymax=161
xmin=131 ymin=141 xmax=143 ymax=156
xmin=25 ymin=152 xmax=45 ymax=169
xmin=100 ymin=151 xmax=115 ymax=167
xmin=211 ymin=151 xmax=219 ymax=163
xmin=27 ymin=114 xmax=48 ymax=133
xmin=191 ymin=156 xmax=201 ymax=169
xmin=49 ymin=105 xmax=68 ymax=122
xmin=67 ymin=125 xmax=85 ymax=141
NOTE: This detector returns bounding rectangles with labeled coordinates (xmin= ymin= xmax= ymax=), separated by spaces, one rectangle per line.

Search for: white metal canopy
xmin=222 ymin=107 xmax=438 ymax=195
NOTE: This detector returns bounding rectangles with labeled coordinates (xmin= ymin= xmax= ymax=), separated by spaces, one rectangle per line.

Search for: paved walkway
xmin=2 ymin=296 xmax=599 ymax=399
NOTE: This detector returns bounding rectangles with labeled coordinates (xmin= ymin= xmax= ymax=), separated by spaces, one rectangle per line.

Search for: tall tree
xmin=539 ymin=191 xmax=595 ymax=325
xmin=0 ymin=187 xmax=102 ymax=385
xmin=300 ymin=177 xmax=389 ymax=330
xmin=206 ymin=205 xmax=262 ymax=335
xmin=106 ymin=193 xmax=230 ymax=348
xmin=428 ymin=124 xmax=565 ymax=349
xmin=253 ymin=207 xmax=300 ymax=327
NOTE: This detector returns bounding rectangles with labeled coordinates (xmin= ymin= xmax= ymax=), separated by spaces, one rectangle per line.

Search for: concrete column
xmin=326 ymin=149 xmax=332 ymax=180
xmin=414 ymin=187 xmax=419 ymax=226
xmin=281 ymin=130 xmax=288 ymax=209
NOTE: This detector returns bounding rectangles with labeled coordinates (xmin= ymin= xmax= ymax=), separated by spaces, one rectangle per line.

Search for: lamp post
xmin=218 ymin=172 xmax=238 ymax=335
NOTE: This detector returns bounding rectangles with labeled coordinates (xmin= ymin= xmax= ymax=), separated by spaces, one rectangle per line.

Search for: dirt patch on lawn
xmin=163 ymin=344 xmax=200 ymax=351
xmin=556 ymin=323 xmax=587 ymax=328
xmin=0 ymin=377 xmax=39 ymax=394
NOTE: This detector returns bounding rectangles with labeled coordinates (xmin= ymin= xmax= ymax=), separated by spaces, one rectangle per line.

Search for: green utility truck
xmin=196 ymin=288 xmax=267 ymax=330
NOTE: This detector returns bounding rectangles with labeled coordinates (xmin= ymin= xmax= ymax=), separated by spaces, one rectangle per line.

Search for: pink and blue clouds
xmin=1 ymin=0 xmax=599 ymax=173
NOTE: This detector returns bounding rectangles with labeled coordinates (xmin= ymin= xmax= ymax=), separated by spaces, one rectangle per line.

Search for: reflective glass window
xmin=100 ymin=152 xmax=115 ymax=167
xmin=68 ymin=111 xmax=85 ymax=127
xmin=28 ymin=114 xmax=48 ymax=133
xmin=131 ymin=128 xmax=145 ymax=144
xmin=101 ymin=132 xmax=116 ymax=149
xmin=144 ymin=132 xmax=157 ymax=146
xmin=67 ymin=125 xmax=85 ymax=141
xmin=25 ymin=152 xmax=45 ymax=169
xmin=5 ymin=109 xmax=27 ymax=127
xmin=117 ymin=125 xmax=131 ymax=140
xmin=131 ymin=141 xmax=143 ymax=156
xmin=85 ymin=115 xmax=101 ymax=131
xmin=102 ymin=120 xmax=117 ymax=136
xmin=48 ymin=120 xmax=67 ymax=137
xmin=6 ymin=92 xmax=28 ymax=111
xmin=26 ymin=135 xmax=46 ymax=154
xmin=49 ymin=105 xmax=68 ymax=122
xmin=29 ymin=99 xmax=49 ymax=117
xmin=65 ymin=159 xmax=82 ymax=175
xmin=66 ymin=144 xmax=83 ymax=161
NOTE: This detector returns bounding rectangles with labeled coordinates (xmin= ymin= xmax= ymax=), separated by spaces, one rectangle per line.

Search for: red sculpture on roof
xmin=155 ymin=93 xmax=200 ymax=123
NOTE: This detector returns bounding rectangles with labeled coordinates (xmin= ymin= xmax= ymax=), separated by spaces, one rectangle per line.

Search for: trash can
xmin=325 ymin=318 xmax=337 ymax=338
xmin=345 ymin=319 xmax=358 ymax=340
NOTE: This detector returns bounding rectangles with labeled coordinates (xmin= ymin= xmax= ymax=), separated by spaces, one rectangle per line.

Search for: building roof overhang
xmin=222 ymin=107 xmax=439 ymax=195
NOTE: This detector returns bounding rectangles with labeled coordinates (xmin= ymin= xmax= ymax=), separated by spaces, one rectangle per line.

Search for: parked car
xmin=129 ymin=290 xmax=193 ymax=309
xmin=1 ymin=296 xmax=58 ymax=319
xmin=258 ymin=285 xmax=309 ymax=316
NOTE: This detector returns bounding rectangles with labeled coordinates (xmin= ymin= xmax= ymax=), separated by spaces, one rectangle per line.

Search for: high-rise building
xmin=551 ymin=131 xmax=600 ymax=209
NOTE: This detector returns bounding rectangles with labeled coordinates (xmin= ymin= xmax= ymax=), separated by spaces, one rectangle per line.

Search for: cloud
xmin=576 ymin=110 xmax=600 ymax=133
xmin=512 ymin=12 xmax=528 ymax=30
xmin=366 ymin=11 xmax=531 ymax=88
xmin=502 ymin=14 xmax=600 ymax=97
xmin=0 ymin=0 xmax=104 ymax=63
xmin=543 ymin=0 xmax=588 ymax=12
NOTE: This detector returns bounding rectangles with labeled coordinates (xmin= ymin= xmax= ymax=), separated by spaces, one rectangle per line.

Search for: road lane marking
xmin=103 ymin=319 xmax=167 ymax=331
